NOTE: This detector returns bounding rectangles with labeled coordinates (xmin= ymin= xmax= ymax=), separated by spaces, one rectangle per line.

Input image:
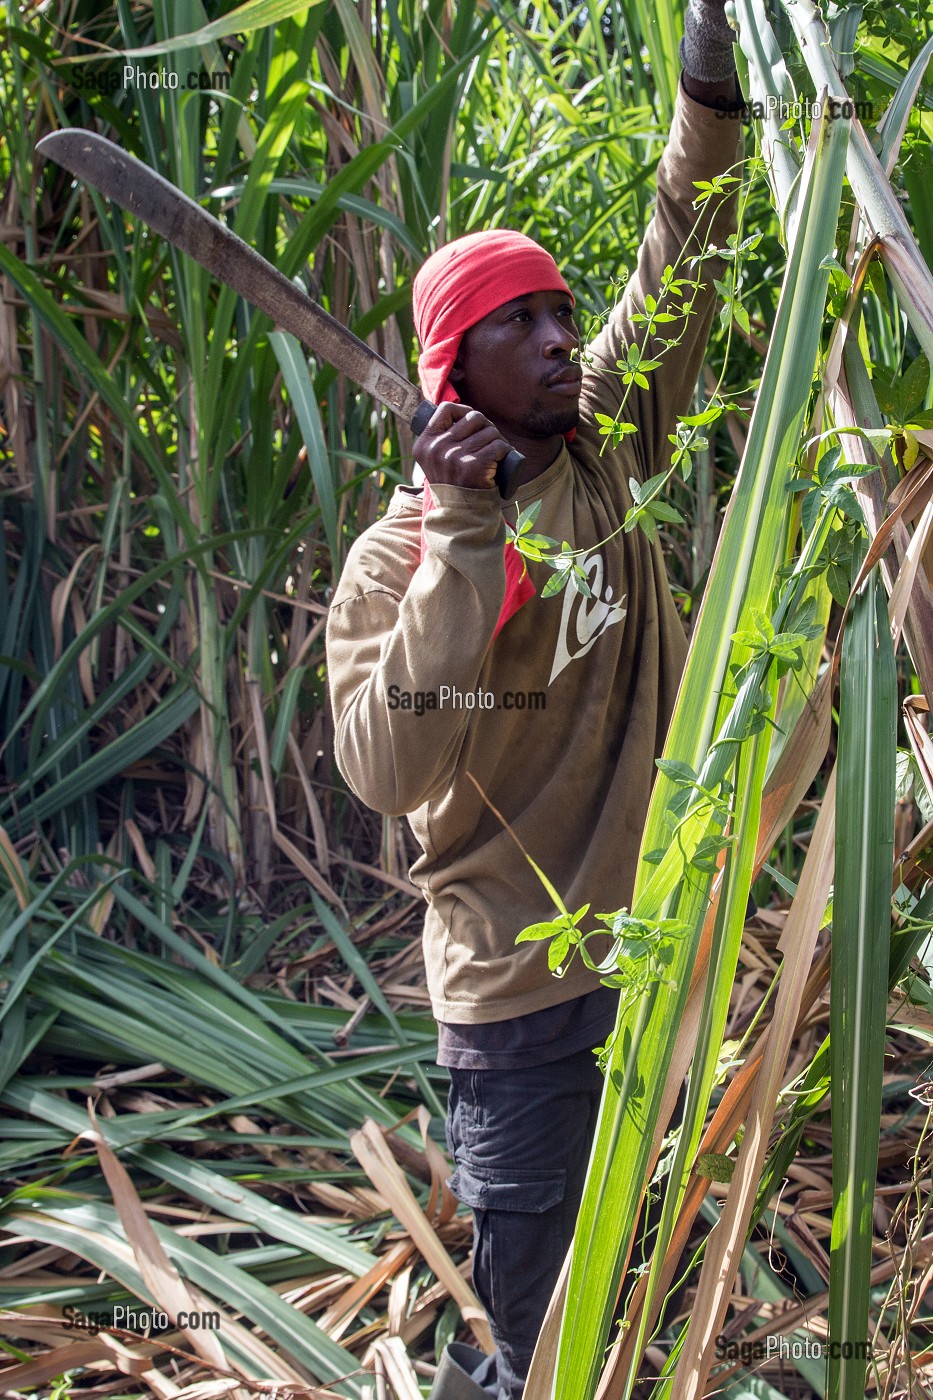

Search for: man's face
xmin=449 ymin=289 xmax=582 ymax=441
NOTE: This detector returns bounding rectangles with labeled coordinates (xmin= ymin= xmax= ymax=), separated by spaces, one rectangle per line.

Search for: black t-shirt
xmin=437 ymin=986 xmax=618 ymax=1070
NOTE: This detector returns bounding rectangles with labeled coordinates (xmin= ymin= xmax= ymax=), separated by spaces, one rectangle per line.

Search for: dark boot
xmin=429 ymin=1342 xmax=497 ymax=1399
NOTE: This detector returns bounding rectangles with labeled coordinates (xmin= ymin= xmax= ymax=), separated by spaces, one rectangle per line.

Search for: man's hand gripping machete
xmin=36 ymin=130 xmax=528 ymax=499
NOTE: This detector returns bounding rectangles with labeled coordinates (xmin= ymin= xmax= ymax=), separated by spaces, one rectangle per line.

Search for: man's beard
xmin=523 ymin=399 xmax=581 ymax=438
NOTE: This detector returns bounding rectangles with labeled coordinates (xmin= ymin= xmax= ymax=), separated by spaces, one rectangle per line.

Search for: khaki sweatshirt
xmin=326 ymin=88 xmax=742 ymax=1024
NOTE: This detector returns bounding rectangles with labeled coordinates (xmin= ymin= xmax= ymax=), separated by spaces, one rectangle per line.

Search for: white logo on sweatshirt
xmin=548 ymin=551 xmax=627 ymax=685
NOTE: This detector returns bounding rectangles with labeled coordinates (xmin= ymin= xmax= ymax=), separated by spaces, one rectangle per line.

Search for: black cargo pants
xmin=445 ymin=1046 xmax=605 ymax=1400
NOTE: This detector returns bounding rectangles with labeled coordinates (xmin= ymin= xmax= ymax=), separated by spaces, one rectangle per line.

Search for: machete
xmin=36 ymin=129 xmax=527 ymax=498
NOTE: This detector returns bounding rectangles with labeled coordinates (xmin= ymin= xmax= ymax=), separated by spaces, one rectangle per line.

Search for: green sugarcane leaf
xmin=99 ymin=0 xmax=329 ymax=58
xmin=270 ymin=332 xmax=339 ymax=562
xmin=551 ymin=97 xmax=850 ymax=1400
xmin=829 ymin=568 xmax=896 ymax=1400
xmin=0 ymin=1081 xmax=376 ymax=1277
xmin=1 ymin=1202 xmax=365 ymax=1395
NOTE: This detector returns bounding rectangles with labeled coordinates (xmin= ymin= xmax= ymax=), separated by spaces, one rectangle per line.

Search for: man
xmin=326 ymin=4 xmax=743 ymax=1395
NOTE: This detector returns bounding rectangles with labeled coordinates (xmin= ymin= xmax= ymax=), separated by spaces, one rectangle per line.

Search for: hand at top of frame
xmin=680 ymin=0 xmax=738 ymax=86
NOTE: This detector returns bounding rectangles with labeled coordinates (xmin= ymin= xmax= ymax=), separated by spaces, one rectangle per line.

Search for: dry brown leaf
xmin=670 ymin=766 xmax=837 ymax=1400
xmin=172 ymin=1383 xmax=244 ymax=1400
xmin=124 ymin=818 xmax=157 ymax=882
xmin=0 ymin=822 xmax=29 ymax=910
xmin=387 ymin=1265 xmax=413 ymax=1339
xmin=361 ymin=1258 xmax=474 ymax=1367
xmin=88 ymin=832 xmax=121 ymax=935
xmin=332 ymin=855 xmax=420 ymax=897
xmin=350 ymin=1119 xmax=494 ymax=1353
xmin=83 ymin=1103 xmax=230 ymax=1375
xmin=370 ymin=1336 xmax=422 ymax=1400
xmin=904 ymin=697 xmax=933 ymax=815
xmin=274 ymin=827 xmax=350 ymax=918
xmin=137 ymin=1365 xmax=185 ymax=1398
xmin=0 ymin=1338 xmax=114 ymax=1391
xmin=318 ymin=1238 xmax=415 ymax=1342
xmin=889 ymin=485 xmax=933 ymax=649
xmin=49 ymin=544 xmax=95 ymax=662
xmin=286 ymin=729 xmax=332 ymax=878
xmin=417 ymin=1106 xmax=458 ymax=1226
xmin=171 ymin=1381 xmax=350 ymax=1400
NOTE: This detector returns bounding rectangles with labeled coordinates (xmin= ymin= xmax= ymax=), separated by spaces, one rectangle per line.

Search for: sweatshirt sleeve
xmin=581 ymin=80 xmax=743 ymax=482
xmin=326 ymin=485 xmax=507 ymax=817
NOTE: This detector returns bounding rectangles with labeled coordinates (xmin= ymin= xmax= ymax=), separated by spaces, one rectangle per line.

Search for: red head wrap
xmin=412 ymin=229 xmax=573 ymax=404
xmin=412 ymin=231 xmax=573 ymax=637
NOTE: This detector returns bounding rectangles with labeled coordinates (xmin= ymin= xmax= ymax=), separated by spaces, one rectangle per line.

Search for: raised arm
xmin=581 ymin=7 xmax=744 ymax=481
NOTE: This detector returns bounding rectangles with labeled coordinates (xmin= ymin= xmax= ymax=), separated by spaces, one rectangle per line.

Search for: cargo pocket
xmin=448 ymin=1161 xmax=565 ymax=1213
xmin=449 ymin=1161 xmax=568 ymax=1353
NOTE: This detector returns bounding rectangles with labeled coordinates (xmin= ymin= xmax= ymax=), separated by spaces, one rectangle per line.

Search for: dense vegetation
xmin=1 ymin=0 xmax=933 ymax=1396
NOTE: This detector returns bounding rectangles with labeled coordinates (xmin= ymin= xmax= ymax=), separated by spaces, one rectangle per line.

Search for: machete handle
xmin=492 ymin=448 xmax=528 ymax=500
xmin=410 ymin=400 xmax=527 ymax=500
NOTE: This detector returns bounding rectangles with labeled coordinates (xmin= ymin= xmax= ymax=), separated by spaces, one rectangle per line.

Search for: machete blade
xmin=37 ymin=128 xmax=422 ymax=421
xmin=36 ymin=128 xmax=529 ymax=496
